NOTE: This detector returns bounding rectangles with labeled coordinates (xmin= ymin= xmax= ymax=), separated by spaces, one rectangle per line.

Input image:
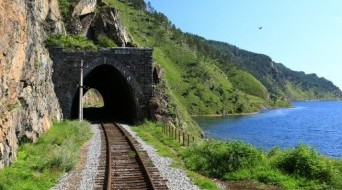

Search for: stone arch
xmin=70 ymin=64 xmax=142 ymax=123
xmin=50 ymin=47 xmax=153 ymax=123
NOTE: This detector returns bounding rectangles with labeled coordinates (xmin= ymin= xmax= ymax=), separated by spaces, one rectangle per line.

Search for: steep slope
xmin=0 ymin=0 xmax=63 ymax=168
xmin=53 ymin=0 xmax=341 ymax=114
xmin=53 ymin=0 xmax=341 ymax=113
xmin=204 ymin=40 xmax=342 ymax=100
xmin=101 ymin=0 xmax=270 ymax=115
xmin=94 ymin=0 xmax=341 ymax=116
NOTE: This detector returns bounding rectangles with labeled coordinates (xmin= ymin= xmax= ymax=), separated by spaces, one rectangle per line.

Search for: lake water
xmin=194 ymin=101 xmax=342 ymax=158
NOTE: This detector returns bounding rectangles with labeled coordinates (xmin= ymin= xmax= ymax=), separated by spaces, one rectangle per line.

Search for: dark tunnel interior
xmin=71 ymin=65 xmax=137 ymax=124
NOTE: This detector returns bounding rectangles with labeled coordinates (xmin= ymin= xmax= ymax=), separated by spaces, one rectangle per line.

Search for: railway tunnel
xmin=50 ymin=47 xmax=153 ymax=124
xmin=71 ymin=65 xmax=138 ymax=123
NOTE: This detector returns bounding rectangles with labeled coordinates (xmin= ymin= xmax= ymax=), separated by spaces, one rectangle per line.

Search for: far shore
xmin=192 ymin=112 xmax=259 ymax=118
xmin=192 ymin=100 xmax=342 ymax=118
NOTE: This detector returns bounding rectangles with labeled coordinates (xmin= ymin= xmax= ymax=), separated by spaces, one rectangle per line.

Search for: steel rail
xmin=101 ymin=123 xmax=112 ymax=190
xmin=114 ymin=123 xmax=157 ymax=190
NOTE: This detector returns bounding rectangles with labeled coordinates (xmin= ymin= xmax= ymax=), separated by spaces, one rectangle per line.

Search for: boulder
xmin=72 ymin=0 xmax=97 ymax=17
xmin=91 ymin=7 xmax=135 ymax=47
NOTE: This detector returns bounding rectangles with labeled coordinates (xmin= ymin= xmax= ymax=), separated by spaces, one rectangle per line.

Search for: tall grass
xmin=0 ymin=121 xmax=92 ymax=190
xmin=183 ymin=141 xmax=342 ymax=190
xmin=183 ymin=140 xmax=263 ymax=178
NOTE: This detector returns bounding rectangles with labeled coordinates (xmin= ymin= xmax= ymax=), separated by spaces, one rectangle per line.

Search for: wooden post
xmin=178 ymin=130 xmax=181 ymax=143
xmin=171 ymin=126 xmax=173 ymax=138
xmin=187 ymin=134 xmax=190 ymax=146
xmin=168 ymin=125 xmax=171 ymax=136
xmin=182 ymin=132 xmax=185 ymax=146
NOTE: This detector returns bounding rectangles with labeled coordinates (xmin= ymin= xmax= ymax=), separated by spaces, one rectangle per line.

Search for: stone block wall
xmin=49 ymin=47 xmax=153 ymax=121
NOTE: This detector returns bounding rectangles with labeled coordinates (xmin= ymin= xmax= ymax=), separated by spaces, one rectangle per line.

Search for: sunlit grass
xmin=0 ymin=121 xmax=92 ymax=190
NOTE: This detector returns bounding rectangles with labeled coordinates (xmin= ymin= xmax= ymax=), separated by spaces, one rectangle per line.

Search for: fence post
xmin=178 ymin=130 xmax=181 ymax=143
xmin=187 ymin=134 xmax=190 ymax=146
xmin=171 ymin=127 xmax=174 ymax=139
xmin=173 ymin=127 xmax=175 ymax=139
xmin=182 ymin=132 xmax=185 ymax=146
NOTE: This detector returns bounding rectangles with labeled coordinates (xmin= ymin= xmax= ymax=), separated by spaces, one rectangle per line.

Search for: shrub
xmin=96 ymin=34 xmax=118 ymax=47
xmin=49 ymin=144 xmax=77 ymax=172
xmin=45 ymin=34 xmax=97 ymax=50
xmin=0 ymin=121 xmax=92 ymax=189
xmin=272 ymin=144 xmax=335 ymax=183
xmin=182 ymin=140 xmax=263 ymax=178
xmin=58 ymin=0 xmax=72 ymax=21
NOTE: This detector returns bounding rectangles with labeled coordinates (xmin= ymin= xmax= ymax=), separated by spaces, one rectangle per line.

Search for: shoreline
xmin=192 ymin=111 xmax=259 ymax=118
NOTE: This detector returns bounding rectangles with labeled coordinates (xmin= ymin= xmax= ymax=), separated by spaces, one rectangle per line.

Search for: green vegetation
xmin=45 ymin=35 xmax=97 ymax=51
xmin=205 ymin=40 xmax=342 ymax=100
xmin=57 ymin=0 xmax=73 ymax=21
xmin=183 ymin=140 xmax=263 ymax=178
xmin=183 ymin=141 xmax=342 ymax=190
xmin=45 ymin=33 xmax=121 ymax=50
xmin=103 ymin=0 xmax=273 ymax=116
xmin=53 ymin=0 xmax=341 ymax=118
xmin=96 ymin=34 xmax=118 ymax=48
xmin=102 ymin=0 xmax=341 ymax=118
xmin=0 ymin=121 xmax=92 ymax=190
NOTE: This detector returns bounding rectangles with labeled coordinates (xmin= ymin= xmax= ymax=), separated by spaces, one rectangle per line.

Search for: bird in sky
xmin=259 ymin=26 xmax=263 ymax=30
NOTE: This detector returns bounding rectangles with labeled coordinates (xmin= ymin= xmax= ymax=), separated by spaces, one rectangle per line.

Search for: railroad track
xmin=95 ymin=123 xmax=168 ymax=190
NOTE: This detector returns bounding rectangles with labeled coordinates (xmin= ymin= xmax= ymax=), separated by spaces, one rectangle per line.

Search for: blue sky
xmin=146 ymin=0 xmax=342 ymax=89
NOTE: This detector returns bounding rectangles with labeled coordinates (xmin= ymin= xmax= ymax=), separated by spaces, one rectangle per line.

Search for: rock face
xmin=72 ymin=0 xmax=97 ymax=17
xmin=91 ymin=7 xmax=135 ymax=47
xmin=67 ymin=0 xmax=135 ymax=47
xmin=0 ymin=0 xmax=62 ymax=168
xmin=149 ymin=65 xmax=184 ymax=130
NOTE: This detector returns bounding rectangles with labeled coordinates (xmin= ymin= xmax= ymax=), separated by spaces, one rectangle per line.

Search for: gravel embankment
xmin=78 ymin=124 xmax=101 ymax=189
xmin=52 ymin=123 xmax=200 ymax=190
xmin=121 ymin=124 xmax=200 ymax=190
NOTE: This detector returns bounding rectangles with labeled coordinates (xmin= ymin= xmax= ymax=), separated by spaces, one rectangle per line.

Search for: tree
xmin=146 ymin=1 xmax=155 ymax=13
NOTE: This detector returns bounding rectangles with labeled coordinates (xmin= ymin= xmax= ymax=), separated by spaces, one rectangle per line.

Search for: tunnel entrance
xmin=71 ymin=65 xmax=138 ymax=123
xmin=83 ymin=88 xmax=104 ymax=109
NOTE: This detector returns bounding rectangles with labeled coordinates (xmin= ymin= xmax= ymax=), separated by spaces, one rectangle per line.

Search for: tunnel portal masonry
xmin=50 ymin=47 xmax=153 ymax=123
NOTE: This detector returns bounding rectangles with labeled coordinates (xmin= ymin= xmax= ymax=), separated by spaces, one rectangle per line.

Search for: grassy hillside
xmin=206 ymin=40 xmax=342 ymax=100
xmin=103 ymin=0 xmax=271 ymax=115
xmin=103 ymin=0 xmax=341 ymax=113
xmin=55 ymin=0 xmax=341 ymax=117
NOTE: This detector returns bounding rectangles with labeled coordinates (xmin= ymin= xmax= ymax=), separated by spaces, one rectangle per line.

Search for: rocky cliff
xmin=0 ymin=0 xmax=63 ymax=168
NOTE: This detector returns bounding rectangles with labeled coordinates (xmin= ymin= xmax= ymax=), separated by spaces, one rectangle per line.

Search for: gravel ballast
xmin=78 ymin=124 xmax=101 ymax=189
xmin=52 ymin=123 xmax=200 ymax=190
xmin=121 ymin=124 xmax=200 ymax=190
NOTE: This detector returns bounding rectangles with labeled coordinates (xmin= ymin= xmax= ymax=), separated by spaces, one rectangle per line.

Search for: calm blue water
xmin=194 ymin=101 xmax=342 ymax=158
